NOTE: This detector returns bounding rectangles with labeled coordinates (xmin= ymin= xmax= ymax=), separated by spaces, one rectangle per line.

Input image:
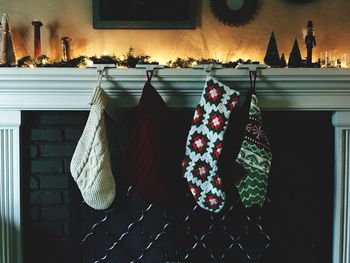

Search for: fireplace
xmin=1 ymin=67 xmax=350 ymax=263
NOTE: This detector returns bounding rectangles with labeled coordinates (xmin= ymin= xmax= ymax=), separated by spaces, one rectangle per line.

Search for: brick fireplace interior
xmin=21 ymin=109 xmax=334 ymax=263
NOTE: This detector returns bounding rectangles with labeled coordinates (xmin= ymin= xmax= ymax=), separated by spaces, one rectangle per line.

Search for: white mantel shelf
xmin=1 ymin=68 xmax=350 ymax=263
xmin=0 ymin=67 xmax=350 ymax=110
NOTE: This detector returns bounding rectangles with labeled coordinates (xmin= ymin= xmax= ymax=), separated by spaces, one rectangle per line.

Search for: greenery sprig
xmin=16 ymin=48 xmax=260 ymax=68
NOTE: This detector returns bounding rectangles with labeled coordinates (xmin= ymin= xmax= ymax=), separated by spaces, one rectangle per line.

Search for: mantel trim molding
xmin=0 ymin=68 xmax=350 ymax=110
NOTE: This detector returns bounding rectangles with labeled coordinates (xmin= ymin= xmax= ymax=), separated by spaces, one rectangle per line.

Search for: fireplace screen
xmin=22 ymin=110 xmax=334 ymax=263
xmin=78 ymin=186 xmax=271 ymax=263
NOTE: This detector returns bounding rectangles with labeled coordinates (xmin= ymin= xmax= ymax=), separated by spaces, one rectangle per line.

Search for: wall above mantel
xmin=4 ymin=0 xmax=350 ymax=63
xmin=0 ymin=68 xmax=350 ymax=110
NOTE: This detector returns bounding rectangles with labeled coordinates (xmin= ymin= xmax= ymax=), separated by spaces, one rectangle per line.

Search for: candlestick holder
xmin=61 ymin=36 xmax=71 ymax=61
xmin=31 ymin=20 xmax=43 ymax=59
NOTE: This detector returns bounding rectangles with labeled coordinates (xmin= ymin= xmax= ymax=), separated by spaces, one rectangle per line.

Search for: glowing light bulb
xmin=119 ymin=55 xmax=125 ymax=60
xmin=102 ymin=50 xmax=108 ymax=56
xmin=191 ymin=61 xmax=197 ymax=67
xmin=85 ymin=59 xmax=94 ymax=67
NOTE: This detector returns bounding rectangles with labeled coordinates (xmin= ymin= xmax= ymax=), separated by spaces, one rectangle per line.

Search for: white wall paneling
xmin=0 ymin=111 xmax=21 ymax=263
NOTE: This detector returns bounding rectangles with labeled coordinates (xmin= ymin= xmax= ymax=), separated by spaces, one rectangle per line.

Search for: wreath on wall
xmin=210 ymin=0 xmax=261 ymax=27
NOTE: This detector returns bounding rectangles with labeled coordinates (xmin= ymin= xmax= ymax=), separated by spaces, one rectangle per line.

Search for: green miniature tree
xmin=288 ymin=39 xmax=303 ymax=68
xmin=280 ymin=53 xmax=287 ymax=68
xmin=264 ymin=32 xmax=280 ymax=67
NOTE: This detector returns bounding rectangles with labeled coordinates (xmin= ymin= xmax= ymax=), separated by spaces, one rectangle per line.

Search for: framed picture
xmin=93 ymin=0 xmax=196 ymax=29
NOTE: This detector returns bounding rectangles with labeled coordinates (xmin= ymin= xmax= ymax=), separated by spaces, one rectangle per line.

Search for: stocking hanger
xmin=87 ymin=63 xmax=116 ymax=87
xmin=237 ymin=64 xmax=268 ymax=91
xmin=194 ymin=63 xmax=223 ymax=76
xmin=136 ymin=64 xmax=164 ymax=82
xmin=236 ymin=63 xmax=268 ymax=70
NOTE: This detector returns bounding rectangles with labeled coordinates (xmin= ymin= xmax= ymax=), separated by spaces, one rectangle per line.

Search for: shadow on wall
xmin=47 ymin=21 xmax=61 ymax=60
xmin=11 ymin=24 xmax=30 ymax=56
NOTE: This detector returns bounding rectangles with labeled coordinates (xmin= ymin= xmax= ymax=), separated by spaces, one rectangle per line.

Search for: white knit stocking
xmin=70 ymin=86 xmax=116 ymax=210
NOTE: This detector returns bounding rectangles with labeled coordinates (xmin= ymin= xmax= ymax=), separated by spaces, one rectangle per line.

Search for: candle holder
xmin=31 ymin=20 xmax=43 ymax=59
xmin=61 ymin=36 xmax=71 ymax=61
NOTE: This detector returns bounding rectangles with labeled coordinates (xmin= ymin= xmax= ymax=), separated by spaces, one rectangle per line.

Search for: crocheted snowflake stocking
xmin=70 ymin=86 xmax=116 ymax=210
xmin=235 ymin=92 xmax=272 ymax=208
xmin=182 ymin=76 xmax=240 ymax=213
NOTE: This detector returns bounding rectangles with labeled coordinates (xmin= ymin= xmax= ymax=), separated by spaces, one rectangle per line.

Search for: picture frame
xmin=93 ymin=0 xmax=196 ymax=29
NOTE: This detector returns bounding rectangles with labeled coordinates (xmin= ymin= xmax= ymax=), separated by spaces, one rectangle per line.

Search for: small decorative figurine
xmin=61 ymin=36 xmax=71 ymax=61
xmin=32 ymin=20 xmax=43 ymax=59
xmin=1 ymin=13 xmax=16 ymax=66
xmin=305 ymin=20 xmax=316 ymax=67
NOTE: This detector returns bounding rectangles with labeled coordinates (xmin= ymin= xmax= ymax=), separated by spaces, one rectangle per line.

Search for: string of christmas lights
xmin=15 ymin=48 xmax=258 ymax=68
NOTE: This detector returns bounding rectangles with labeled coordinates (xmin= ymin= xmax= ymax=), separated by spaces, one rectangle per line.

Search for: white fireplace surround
xmin=0 ymin=67 xmax=350 ymax=263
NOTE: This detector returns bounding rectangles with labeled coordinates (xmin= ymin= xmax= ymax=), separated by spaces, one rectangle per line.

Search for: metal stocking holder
xmin=136 ymin=64 xmax=165 ymax=82
xmin=194 ymin=63 xmax=223 ymax=76
xmin=237 ymin=64 xmax=268 ymax=91
xmin=86 ymin=63 xmax=116 ymax=87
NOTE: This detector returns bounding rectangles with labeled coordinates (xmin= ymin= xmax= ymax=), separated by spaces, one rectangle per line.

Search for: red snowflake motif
xmin=194 ymin=162 xmax=209 ymax=180
xmin=189 ymin=184 xmax=200 ymax=199
xmin=191 ymin=135 xmax=207 ymax=153
xmin=206 ymin=195 xmax=221 ymax=209
xmin=206 ymin=85 xmax=221 ymax=102
xmin=213 ymin=142 xmax=223 ymax=159
xmin=193 ymin=107 xmax=203 ymax=124
xmin=182 ymin=158 xmax=189 ymax=172
xmin=213 ymin=176 xmax=222 ymax=187
xmin=228 ymin=95 xmax=239 ymax=110
xmin=209 ymin=113 xmax=224 ymax=131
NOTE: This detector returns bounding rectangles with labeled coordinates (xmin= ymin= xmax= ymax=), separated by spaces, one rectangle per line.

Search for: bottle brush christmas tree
xmin=280 ymin=53 xmax=287 ymax=68
xmin=264 ymin=32 xmax=280 ymax=67
xmin=288 ymin=39 xmax=303 ymax=68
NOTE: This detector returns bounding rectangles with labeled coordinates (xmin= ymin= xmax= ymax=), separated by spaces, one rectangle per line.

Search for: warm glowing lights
xmin=12 ymin=45 xmax=350 ymax=68
xmin=85 ymin=59 xmax=94 ymax=67
xmin=341 ymin=53 xmax=349 ymax=68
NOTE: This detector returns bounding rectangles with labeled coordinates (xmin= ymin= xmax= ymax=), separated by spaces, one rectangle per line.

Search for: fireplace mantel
xmin=0 ymin=68 xmax=350 ymax=263
xmin=0 ymin=67 xmax=350 ymax=109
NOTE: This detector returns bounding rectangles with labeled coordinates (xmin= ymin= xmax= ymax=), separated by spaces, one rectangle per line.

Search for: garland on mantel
xmin=15 ymin=48 xmax=259 ymax=69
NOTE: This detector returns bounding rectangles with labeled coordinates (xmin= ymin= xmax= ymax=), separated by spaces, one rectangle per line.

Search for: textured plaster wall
xmin=2 ymin=0 xmax=350 ymax=63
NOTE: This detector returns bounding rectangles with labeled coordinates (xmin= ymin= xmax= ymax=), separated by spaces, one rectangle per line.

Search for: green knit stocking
xmin=235 ymin=93 xmax=272 ymax=208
